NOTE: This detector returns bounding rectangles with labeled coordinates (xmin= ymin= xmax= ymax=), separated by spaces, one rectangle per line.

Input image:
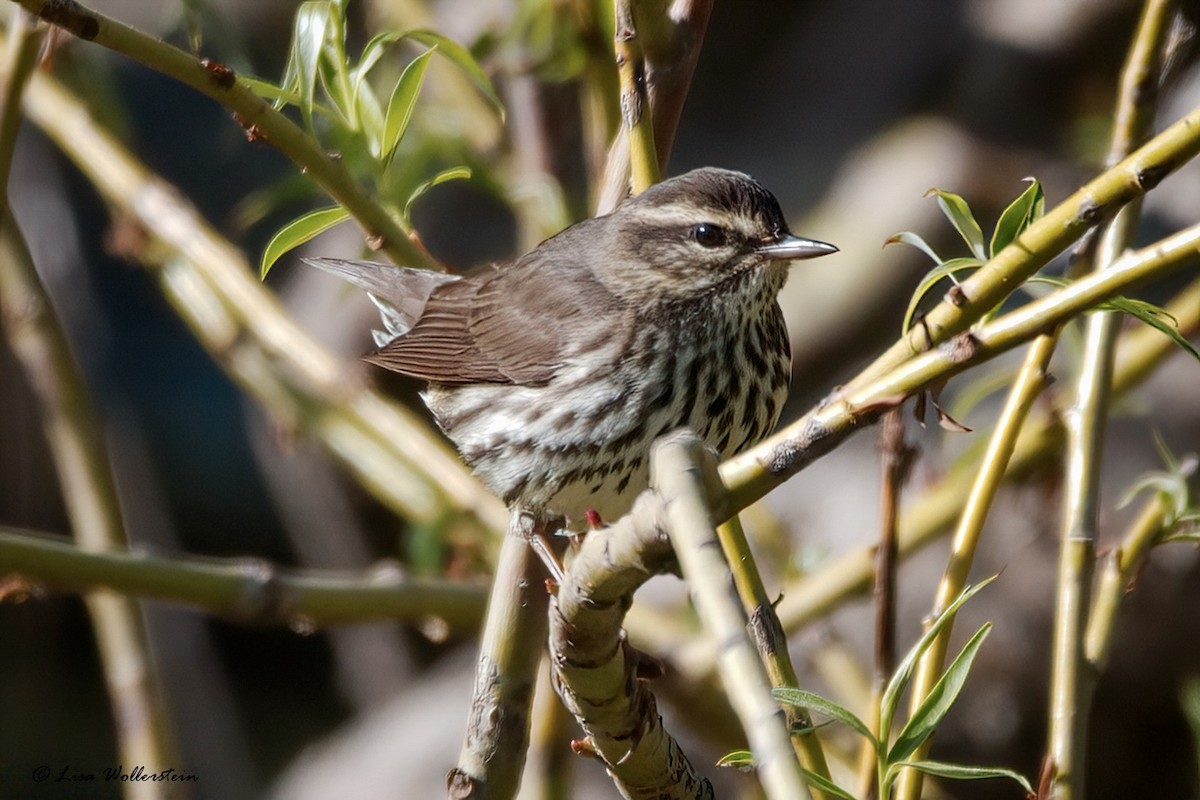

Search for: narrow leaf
xmin=260 ymin=206 xmax=350 ymax=278
xmin=990 ymin=178 xmax=1044 ymax=256
xmin=403 ymin=166 xmax=473 ymax=222
xmin=884 ymin=230 xmax=944 ymax=265
xmin=715 ymin=750 xmax=754 ymax=770
xmin=889 ymin=623 xmax=992 ymax=762
xmin=407 ymin=29 xmax=505 ymax=119
xmin=880 ymin=576 xmax=997 ymax=739
xmin=383 ymin=48 xmax=437 ymax=163
xmin=799 ymin=767 xmax=858 ymax=800
xmin=1029 ymin=276 xmax=1200 ymax=364
xmin=927 ymin=189 xmax=987 ymax=261
xmin=293 ymin=2 xmax=330 ymax=127
xmin=902 ymin=256 xmax=982 ymax=335
xmin=897 ymin=759 xmax=1034 ymax=793
xmin=773 ymin=687 xmax=877 ymax=744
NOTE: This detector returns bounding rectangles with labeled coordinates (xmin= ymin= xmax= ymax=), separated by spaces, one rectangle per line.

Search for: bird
xmin=306 ymin=167 xmax=836 ymax=526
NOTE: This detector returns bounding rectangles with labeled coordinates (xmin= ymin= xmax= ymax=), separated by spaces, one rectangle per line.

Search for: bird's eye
xmin=690 ymin=223 xmax=727 ymax=248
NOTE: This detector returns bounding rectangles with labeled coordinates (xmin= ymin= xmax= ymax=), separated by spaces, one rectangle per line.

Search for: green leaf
xmin=893 ymin=759 xmax=1033 ymax=793
xmin=799 ymin=767 xmax=858 ymax=800
xmin=990 ymin=178 xmax=1044 ymax=257
xmin=1105 ymin=296 xmax=1200 ymax=364
xmin=889 ymin=623 xmax=992 ymax=763
xmin=260 ymin=206 xmax=350 ymax=278
xmin=902 ymin=256 xmax=982 ymax=335
xmin=1029 ymin=275 xmax=1200 ymax=365
xmin=884 ymin=230 xmax=944 ymax=265
xmin=292 ymin=2 xmax=331 ymax=127
xmin=382 ymin=47 xmax=437 ymax=163
xmin=927 ymin=188 xmax=987 ymax=261
xmin=879 ymin=576 xmax=997 ymax=741
xmin=715 ymin=750 xmax=754 ymax=770
xmin=407 ymin=29 xmax=506 ymax=119
xmin=403 ymin=166 xmax=473 ymax=222
xmin=773 ymin=687 xmax=876 ymax=745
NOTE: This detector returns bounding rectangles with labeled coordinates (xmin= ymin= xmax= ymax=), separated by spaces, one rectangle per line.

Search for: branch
xmin=656 ymin=433 xmax=811 ymax=800
xmin=722 ymin=219 xmax=1200 ymax=513
xmin=597 ymin=0 xmax=712 ymax=211
xmin=17 ymin=67 xmax=508 ymax=537
xmin=1047 ymin=3 xmax=1177 ymax=796
xmin=0 ymin=527 xmax=486 ymax=629
xmin=10 ymin=0 xmax=431 ymax=268
xmin=548 ymin=483 xmax=714 ymax=799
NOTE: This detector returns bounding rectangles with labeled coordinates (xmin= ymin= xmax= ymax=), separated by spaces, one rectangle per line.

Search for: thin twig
xmin=1083 ymin=493 xmax=1171 ymax=669
xmin=722 ymin=217 xmax=1200 ymax=514
xmin=0 ymin=214 xmax=180 ymax=793
xmin=0 ymin=527 xmax=486 ymax=628
xmin=613 ymin=0 xmax=659 ymax=194
xmin=894 ymin=331 xmax=1058 ymax=800
xmin=597 ymin=0 xmax=712 ymax=211
xmin=449 ymin=523 xmax=552 ymax=800
xmin=859 ymin=409 xmax=910 ymax=797
xmin=10 ymin=0 xmax=430 ymax=268
xmin=656 ymin=433 xmax=811 ymax=800
xmin=18 ymin=68 xmax=507 ymax=537
xmin=715 ymin=515 xmax=833 ymax=793
xmin=1047 ymin=4 xmax=1177 ymax=796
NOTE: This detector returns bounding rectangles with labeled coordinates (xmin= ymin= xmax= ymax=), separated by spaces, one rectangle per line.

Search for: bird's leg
xmin=448 ymin=512 xmax=553 ymax=800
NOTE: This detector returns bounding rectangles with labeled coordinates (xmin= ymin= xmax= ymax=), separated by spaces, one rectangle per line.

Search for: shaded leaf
xmin=773 ymin=687 xmax=876 ymax=745
xmin=404 ymin=166 xmax=473 ymax=222
xmin=890 ymin=623 xmax=992 ymax=763
xmin=927 ymin=188 xmax=986 ymax=261
xmin=902 ymin=256 xmax=982 ymax=335
xmin=799 ymin=767 xmax=858 ymax=800
xmin=990 ymin=178 xmax=1044 ymax=256
xmin=260 ymin=206 xmax=350 ymax=278
xmin=383 ymin=47 xmax=437 ymax=163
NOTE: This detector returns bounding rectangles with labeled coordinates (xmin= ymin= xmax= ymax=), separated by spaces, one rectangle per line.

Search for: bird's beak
xmin=757 ymin=233 xmax=838 ymax=261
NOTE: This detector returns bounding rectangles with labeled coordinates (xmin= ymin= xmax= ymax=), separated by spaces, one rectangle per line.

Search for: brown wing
xmin=366 ymin=225 xmax=619 ymax=385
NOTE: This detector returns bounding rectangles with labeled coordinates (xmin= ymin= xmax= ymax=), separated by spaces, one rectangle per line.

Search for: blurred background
xmin=2 ymin=0 xmax=1199 ymax=797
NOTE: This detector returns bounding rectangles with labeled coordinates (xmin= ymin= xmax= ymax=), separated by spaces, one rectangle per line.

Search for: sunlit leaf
xmin=885 ymin=230 xmax=944 ymax=265
xmin=890 ymin=623 xmax=992 ymax=763
xmin=293 ymin=2 xmax=331 ymax=127
xmin=407 ymin=29 xmax=506 ymax=119
xmin=990 ymin=178 xmax=1044 ymax=256
xmin=902 ymin=256 xmax=982 ymax=335
xmin=880 ymin=576 xmax=996 ymax=740
xmin=927 ymin=188 xmax=987 ymax=261
xmin=1029 ymin=275 xmax=1200 ymax=364
xmin=383 ymin=47 xmax=437 ymax=163
xmin=260 ymin=206 xmax=350 ymax=278
xmin=773 ymin=687 xmax=876 ymax=744
xmin=892 ymin=759 xmax=1033 ymax=793
xmin=403 ymin=166 xmax=473 ymax=222
xmin=715 ymin=750 xmax=754 ymax=770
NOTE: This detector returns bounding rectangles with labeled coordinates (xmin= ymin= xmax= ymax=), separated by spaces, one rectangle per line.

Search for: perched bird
xmin=307 ymin=167 xmax=836 ymax=524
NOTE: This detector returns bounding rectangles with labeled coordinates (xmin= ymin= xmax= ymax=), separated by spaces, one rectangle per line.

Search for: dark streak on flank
xmin=42 ymin=0 xmax=100 ymax=40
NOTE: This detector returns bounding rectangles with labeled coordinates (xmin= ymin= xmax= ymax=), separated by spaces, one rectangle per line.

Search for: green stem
xmin=0 ymin=527 xmax=486 ymax=628
xmin=716 ymin=516 xmax=832 ymax=794
xmin=894 ymin=331 xmax=1058 ymax=800
xmin=10 ymin=0 xmax=430 ymax=268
